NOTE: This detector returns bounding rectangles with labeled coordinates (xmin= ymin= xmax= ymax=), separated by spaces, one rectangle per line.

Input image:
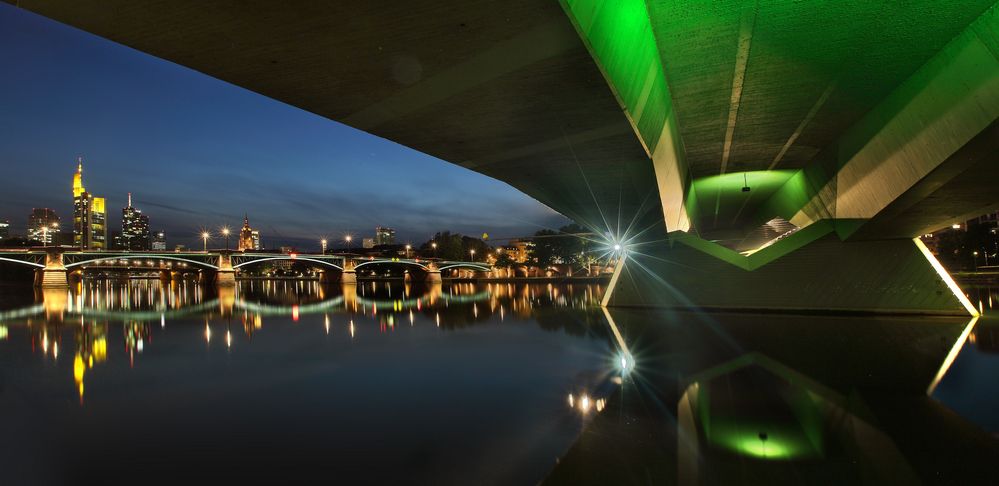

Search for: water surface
xmin=1 ymin=280 xmax=997 ymax=485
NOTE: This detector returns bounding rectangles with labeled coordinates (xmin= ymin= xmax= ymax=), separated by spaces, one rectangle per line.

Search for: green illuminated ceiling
xmin=645 ymin=0 xmax=997 ymax=177
xmin=561 ymin=0 xmax=999 ymax=239
xmin=562 ymin=0 xmax=671 ymax=155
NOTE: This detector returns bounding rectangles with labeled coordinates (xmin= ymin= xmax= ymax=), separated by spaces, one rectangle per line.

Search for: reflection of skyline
xmin=0 ymin=280 xmax=612 ymax=403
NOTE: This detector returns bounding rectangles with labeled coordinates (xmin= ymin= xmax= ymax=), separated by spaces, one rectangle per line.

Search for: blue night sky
xmin=0 ymin=4 xmax=567 ymax=250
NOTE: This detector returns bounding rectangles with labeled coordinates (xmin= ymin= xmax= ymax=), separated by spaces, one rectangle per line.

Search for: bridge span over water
xmin=0 ymin=249 xmax=491 ymax=288
xmin=6 ymin=1 xmax=999 ymax=315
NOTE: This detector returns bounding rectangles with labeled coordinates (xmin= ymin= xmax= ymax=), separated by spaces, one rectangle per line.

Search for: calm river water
xmin=0 ymin=280 xmax=997 ymax=485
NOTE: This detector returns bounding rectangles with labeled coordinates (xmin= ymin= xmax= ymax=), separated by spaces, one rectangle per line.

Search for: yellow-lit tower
xmin=72 ymin=157 xmax=88 ymax=248
xmin=71 ymin=157 xmax=107 ymax=250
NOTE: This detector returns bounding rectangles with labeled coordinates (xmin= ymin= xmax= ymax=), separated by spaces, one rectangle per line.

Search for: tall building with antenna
xmin=121 ymin=192 xmax=150 ymax=250
xmin=72 ymin=157 xmax=107 ymax=250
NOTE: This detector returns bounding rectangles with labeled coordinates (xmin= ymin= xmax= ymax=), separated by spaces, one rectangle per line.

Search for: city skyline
xmin=0 ymin=3 xmax=567 ymax=249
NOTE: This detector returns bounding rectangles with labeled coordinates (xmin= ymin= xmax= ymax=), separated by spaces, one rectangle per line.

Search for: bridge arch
xmin=0 ymin=256 xmax=46 ymax=269
xmin=64 ymin=255 xmax=219 ymax=271
xmin=438 ymin=263 xmax=492 ymax=272
xmin=353 ymin=259 xmax=429 ymax=272
xmin=231 ymin=256 xmax=344 ymax=271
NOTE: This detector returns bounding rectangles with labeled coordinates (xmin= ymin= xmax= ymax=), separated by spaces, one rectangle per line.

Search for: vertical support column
xmin=425 ymin=262 xmax=442 ymax=283
xmin=216 ymin=251 xmax=235 ymax=287
xmin=35 ymin=249 xmax=68 ymax=288
xmin=341 ymin=259 xmax=357 ymax=285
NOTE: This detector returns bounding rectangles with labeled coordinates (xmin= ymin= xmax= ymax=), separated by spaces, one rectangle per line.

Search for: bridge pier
xmin=425 ymin=263 xmax=442 ymax=283
xmin=341 ymin=260 xmax=357 ymax=285
xmin=34 ymin=249 xmax=68 ymax=288
xmin=604 ymin=228 xmax=979 ymax=316
xmin=216 ymin=252 xmax=236 ymax=287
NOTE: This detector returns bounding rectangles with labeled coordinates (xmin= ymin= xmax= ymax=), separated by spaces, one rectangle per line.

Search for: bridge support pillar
xmin=425 ymin=263 xmax=442 ymax=283
xmin=341 ymin=259 xmax=357 ymax=285
xmin=603 ymin=227 xmax=978 ymax=316
xmin=34 ymin=250 xmax=68 ymax=288
xmin=216 ymin=252 xmax=236 ymax=287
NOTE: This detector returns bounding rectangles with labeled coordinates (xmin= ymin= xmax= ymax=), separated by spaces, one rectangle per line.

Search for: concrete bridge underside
xmin=9 ymin=1 xmax=999 ymax=315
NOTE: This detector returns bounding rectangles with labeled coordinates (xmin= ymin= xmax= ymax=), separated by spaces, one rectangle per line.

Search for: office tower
xmin=72 ymin=159 xmax=107 ymax=250
xmin=374 ymin=226 xmax=396 ymax=246
xmin=28 ymin=208 xmax=60 ymax=245
xmin=121 ymin=192 xmax=151 ymax=250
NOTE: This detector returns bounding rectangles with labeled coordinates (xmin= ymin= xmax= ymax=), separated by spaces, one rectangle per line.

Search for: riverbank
xmin=235 ymin=276 xmax=613 ymax=283
xmin=954 ymin=270 xmax=999 ymax=285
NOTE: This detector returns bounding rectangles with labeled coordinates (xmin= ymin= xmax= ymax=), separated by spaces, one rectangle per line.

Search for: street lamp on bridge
xmin=201 ymin=231 xmax=210 ymax=252
xmin=405 ymin=244 xmax=411 ymax=258
xmin=321 ymin=238 xmax=328 ymax=254
xmin=345 ymin=234 xmax=352 ymax=253
xmin=41 ymin=222 xmax=59 ymax=248
xmin=469 ymin=249 xmax=476 ymax=261
xmin=221 ymin=227 xmax=231 ymax=251
xmin=431 ymin=241 xmax=437 ymax=258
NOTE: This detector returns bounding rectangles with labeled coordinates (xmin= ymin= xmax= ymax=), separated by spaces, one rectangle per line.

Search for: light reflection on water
xmin=1 ymin=280 xmax=997 ymax=484
xmin=0 ymin=280 xmax=617 ymax=485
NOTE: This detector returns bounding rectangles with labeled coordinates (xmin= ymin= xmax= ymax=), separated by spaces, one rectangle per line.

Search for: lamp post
xmin=221 ymin=227 xmax=230 ymax=251
xmin=973 ymin=251 xmax=979 ymax=271
xmin=345 ymin=235 xmax=352 ymax=253
xmin=431 ymin=241 xmax=438 ymax=258
xmin=469 ymin=249 xmax=476 ymax=261
xmin=321 ymin=238 xmax=327 ymax=255
xmin=405 ymin=244 xmax=411 ymax=258
xmin=41 ymin=222 xmax=58 ymax=247
xmin=201 ymin=231 xmax=210 ymax=252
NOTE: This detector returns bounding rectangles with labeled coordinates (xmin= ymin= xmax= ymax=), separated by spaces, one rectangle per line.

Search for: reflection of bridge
xmin=0 ymin=283 xmax=493 ymax=322
xmin=0 ymin=249 xmax=490 ymax=288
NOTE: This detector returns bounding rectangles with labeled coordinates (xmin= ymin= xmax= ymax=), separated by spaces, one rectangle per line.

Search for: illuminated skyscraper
xmin=121 ymin=192 xmax=150 ymax=250
xmin=238 ymin=215 xmax=260 ymax=251
xmin=250 ymin=229 xmax=261 ymax=251
xmin=151 ymin=230 xmax=167 ymax=251
xmin=72 ymin=158 xmax=107 ymax=250
xmin=375 ymin=227 xmax=396 ymax=246
xmin=28 ymin=208 xmax=60 ymax=245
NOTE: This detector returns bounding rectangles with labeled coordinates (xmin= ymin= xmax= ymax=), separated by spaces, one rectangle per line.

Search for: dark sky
xmin=0 ymin=4 xmax=567 ymax=250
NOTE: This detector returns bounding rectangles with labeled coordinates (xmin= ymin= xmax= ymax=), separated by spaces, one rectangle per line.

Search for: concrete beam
xmin=756 ymin=4 xmax=999 ymax=237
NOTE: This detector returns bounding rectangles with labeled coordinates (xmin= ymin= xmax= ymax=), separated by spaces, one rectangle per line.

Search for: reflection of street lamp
xmin=201 ymin=231 xmax=210 ymax=252
xmin=221 ymin=227 xmax=230 ymax=251
xmin=321 ymin=238 xmax=327 ymax=254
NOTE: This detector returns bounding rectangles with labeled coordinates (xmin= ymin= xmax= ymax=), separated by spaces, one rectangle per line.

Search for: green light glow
xmin=562 ymin=0 xmax=672 ymax=154
xmin=687 ymin=170 xmax=797 ymax=230
xmin=710 ymin=423 xmax=819 ymax=461
xmin=732 ymin=436 xmax=794 ymax=459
